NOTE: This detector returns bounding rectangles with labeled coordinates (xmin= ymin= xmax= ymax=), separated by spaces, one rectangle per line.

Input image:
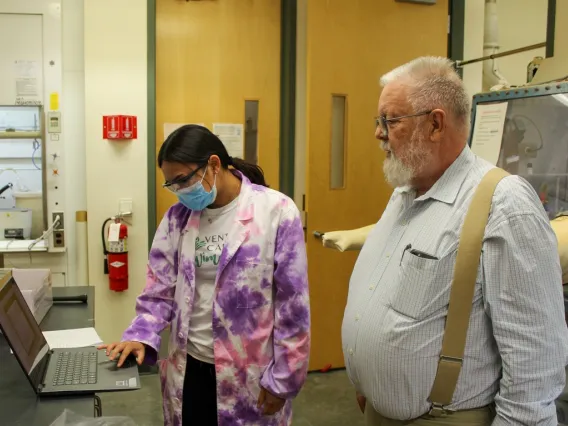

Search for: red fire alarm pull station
xmin=103 ymin=115 xmax=138 ymax=140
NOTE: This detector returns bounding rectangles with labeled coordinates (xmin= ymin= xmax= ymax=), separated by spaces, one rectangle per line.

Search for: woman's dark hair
xmin=158 ymin=124 xmax=267 ymax=187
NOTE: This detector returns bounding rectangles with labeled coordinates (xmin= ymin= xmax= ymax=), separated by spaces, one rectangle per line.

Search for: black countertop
xmin=0 ymin=286 xmax=96 ymax=426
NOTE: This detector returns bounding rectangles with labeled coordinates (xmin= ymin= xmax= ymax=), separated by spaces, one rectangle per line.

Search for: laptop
xmin=0 ymin=275 xmax=140 ymax=396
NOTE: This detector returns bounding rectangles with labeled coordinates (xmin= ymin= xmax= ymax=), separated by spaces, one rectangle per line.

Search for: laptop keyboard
xmin=52 ymin=351 xmax=98 ymax=387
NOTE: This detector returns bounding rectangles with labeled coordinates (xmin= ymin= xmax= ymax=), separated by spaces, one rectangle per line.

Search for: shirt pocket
xmin=388 ymin=249 xmax=456 ymax=320
xmin=236 ymin=262 xmax=273 ymax=309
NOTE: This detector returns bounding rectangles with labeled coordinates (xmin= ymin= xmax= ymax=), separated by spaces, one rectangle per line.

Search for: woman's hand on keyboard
xmin=97 ymin=341 xmax=145 ymax=367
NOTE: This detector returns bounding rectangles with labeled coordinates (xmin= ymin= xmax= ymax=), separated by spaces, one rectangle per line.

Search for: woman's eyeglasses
xmin=162 ymin=165 xmax=206 ymax=193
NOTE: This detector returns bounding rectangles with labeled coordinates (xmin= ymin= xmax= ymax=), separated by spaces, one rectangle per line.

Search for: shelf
xmin=0 ymin=239 xmax=47 ymax=253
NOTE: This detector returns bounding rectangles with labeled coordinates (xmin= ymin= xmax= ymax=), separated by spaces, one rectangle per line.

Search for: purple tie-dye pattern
xmin=260 ymin=278 xmax=271 ymax=289
xmin=121 ymin=174 xmax=309 ymax=426
xmin=233 ymin=396 xmax=264 ymax=423
xmin=219 ymin=379 xmax=234 ymax=397
xmin=217 ymin=410 xmax=241 ymax=426
xmin=236 ymin=244 xmax=262 ymax=265
xmin=217 ymin=285 xmax=264 ymax=336
xmin=213 ymin=313 xmax=229 ymax=341
xmin=277 ymin=299 xmax=309 ymax=334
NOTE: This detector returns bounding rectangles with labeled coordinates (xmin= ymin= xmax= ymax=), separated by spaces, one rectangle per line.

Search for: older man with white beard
xmin=342 ymin=56 xmax=568 ymax=426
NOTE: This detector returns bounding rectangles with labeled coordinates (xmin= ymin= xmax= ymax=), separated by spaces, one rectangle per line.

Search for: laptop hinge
xmin=37 ymin=349 xmax=54 ymax=392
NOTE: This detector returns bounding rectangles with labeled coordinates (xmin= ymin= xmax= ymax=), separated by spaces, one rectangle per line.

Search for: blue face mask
xmin=176 ymin=168 xmax=217 ymax=211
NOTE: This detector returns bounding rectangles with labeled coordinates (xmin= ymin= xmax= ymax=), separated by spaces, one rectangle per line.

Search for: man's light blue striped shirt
xmin=342 ymin=146 xmax=568 ymax=424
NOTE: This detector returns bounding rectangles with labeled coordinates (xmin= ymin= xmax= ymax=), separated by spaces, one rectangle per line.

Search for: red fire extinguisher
xmin=102 ymin=218 xmax=128 ymax=292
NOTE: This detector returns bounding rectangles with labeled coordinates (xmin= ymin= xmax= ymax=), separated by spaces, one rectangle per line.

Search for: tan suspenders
xmin=427 ymin=167 xmax=509 ymax=416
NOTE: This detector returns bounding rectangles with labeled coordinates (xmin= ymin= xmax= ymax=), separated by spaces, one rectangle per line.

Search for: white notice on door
xmin=470 ymin=102 xmax=509 ymax=165
xmin=212 ymin=123 xmax=244 ymax=159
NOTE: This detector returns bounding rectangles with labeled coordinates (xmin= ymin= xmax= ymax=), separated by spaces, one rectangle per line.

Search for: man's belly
xmin=343 ymin=305 xmax=499 ymax=421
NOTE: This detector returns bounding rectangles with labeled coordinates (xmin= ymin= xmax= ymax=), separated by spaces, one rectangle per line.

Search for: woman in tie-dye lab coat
xmin=99 ymin=125 xmax=310 ymax=426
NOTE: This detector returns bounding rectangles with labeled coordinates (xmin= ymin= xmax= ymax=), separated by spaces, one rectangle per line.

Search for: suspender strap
xmin=427 ymin=167 xmax=509 ymax=415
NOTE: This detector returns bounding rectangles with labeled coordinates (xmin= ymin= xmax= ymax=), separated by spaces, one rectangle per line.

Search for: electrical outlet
xmin=53 ymin=230 xmax=65 ymax=248
xmin=52 ymin=212 xmax=64 ymax=230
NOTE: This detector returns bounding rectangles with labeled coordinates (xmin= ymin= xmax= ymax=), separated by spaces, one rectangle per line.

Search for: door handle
xmin=313 ymin=231 xmax=325 ymax=239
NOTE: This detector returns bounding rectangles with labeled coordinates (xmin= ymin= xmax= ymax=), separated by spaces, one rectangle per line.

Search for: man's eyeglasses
xmin=375 ymin=110 xmax=433 ymax=139
xmin=162 ymin=165 xmax=206 ymax=193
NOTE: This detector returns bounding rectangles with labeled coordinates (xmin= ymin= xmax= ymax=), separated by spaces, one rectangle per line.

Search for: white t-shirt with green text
xmin=187 ymin=196 xmax=239 ymax=364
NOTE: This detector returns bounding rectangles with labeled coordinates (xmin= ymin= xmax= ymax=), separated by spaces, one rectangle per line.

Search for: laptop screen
xmin=0 ymin=277 xmax=49 ymax=380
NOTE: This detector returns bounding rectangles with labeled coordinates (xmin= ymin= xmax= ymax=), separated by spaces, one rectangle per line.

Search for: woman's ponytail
xmin=230 ymin=157 xmax=268 ymax=187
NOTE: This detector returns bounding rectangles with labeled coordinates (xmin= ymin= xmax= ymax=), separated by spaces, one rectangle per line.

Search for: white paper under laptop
xmin=42 ymin=327 xmax=103 ymax=349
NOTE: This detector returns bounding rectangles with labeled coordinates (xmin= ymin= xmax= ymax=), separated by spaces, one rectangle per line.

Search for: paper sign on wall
xmin=13 ymin=60 xmax=39 ymax=99
xmin=470 ymin=102 xmax=509 ymax=165
xmin=213 ymin=123 xmax=244 ymax=159
xmin=14 ymin=60 xmax=38 ymax=78
xmin=15 ymin=78 xmax=38 ymax=97
xmin=163 ymin=123 xmax=206 ymax=141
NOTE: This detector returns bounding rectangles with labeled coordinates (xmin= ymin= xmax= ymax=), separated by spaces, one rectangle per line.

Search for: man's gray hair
xmin=380 ymin=56 xmax=471 ymax=133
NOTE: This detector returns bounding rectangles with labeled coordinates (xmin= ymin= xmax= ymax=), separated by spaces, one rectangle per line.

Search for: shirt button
xmin=355 ymin=314 xmax=361 ymax=321
xmin=178 ymin=332 xmax=183 ymax=339
xmin=185 ymin=297 xmax=190 ymax=304
xmin=385 ymin=254 xmax=390 ymax=258
xmin=177 ymin=365 xmax=183 ymax=372
xmin=369 ymin=285 xmax=374 ymax=290
xmin=349 ymin=349 xmax=354 ymax=355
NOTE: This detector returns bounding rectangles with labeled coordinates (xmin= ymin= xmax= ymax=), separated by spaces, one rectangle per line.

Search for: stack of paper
xmin=42 ymin=327 xmax=103 ymax=349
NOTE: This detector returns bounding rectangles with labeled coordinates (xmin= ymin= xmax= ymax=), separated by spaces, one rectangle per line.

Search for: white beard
xmin=383 ymin=153 xmax=414 ymax=188
xmin=382 ymin=131 xmax=431 ymax=188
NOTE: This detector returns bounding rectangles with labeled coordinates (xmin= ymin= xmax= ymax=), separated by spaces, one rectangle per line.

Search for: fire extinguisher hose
xmin=101 ymin=217 xmax=113 ymax=274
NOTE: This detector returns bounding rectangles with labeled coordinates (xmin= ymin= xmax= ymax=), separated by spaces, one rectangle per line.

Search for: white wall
xmin=1 ymin=0 xmax=148 ymax=341
xmin=462 ymin=0 xmax=548 ymax=97
xmin=496 ymin=0 xmax=547 ymax=86
xmin=84 ymin=0 xmax=148 ymax=342
xmin=462 ymin=0 xmax=485 ymax=98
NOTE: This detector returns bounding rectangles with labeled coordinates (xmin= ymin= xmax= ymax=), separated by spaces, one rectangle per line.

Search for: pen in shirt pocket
xmin=400 ymin=243 xmax=439 ymax=264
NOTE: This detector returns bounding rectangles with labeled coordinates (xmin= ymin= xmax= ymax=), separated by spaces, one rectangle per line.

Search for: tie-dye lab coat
xmin=122 ymin=174 xmax=310 ymax=426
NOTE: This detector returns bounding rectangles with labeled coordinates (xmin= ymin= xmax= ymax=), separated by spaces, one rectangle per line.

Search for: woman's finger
xmin=133 ymin=346 xmax=145 ymax=364
xmin=117 ymin=346 xmax=133 ymax=368
xmin=101 ymin=342 xmax=117 ymax=355
xmin=109 ymin=342 xmax=126 ymax=360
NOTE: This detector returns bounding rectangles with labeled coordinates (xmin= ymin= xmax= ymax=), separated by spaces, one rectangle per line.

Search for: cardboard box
xmin=11 ymin=268 xmax=53 ymax=323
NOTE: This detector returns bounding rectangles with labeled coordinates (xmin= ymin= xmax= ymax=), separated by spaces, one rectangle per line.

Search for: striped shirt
xmin=342 ymin=146 xmax=568 ymax=424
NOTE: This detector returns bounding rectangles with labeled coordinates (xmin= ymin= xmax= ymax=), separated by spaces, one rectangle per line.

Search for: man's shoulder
xmin=491 ymin=173 xmax=547 ymax=223
xmin=455 ymin=158 xmax=547 ymax=225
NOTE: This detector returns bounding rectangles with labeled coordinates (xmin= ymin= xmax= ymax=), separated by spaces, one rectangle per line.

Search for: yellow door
xmin=304 ymin=0 xmax=449 ymax=371
xmin=155 ymin=0 xmax=281 ymax=221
